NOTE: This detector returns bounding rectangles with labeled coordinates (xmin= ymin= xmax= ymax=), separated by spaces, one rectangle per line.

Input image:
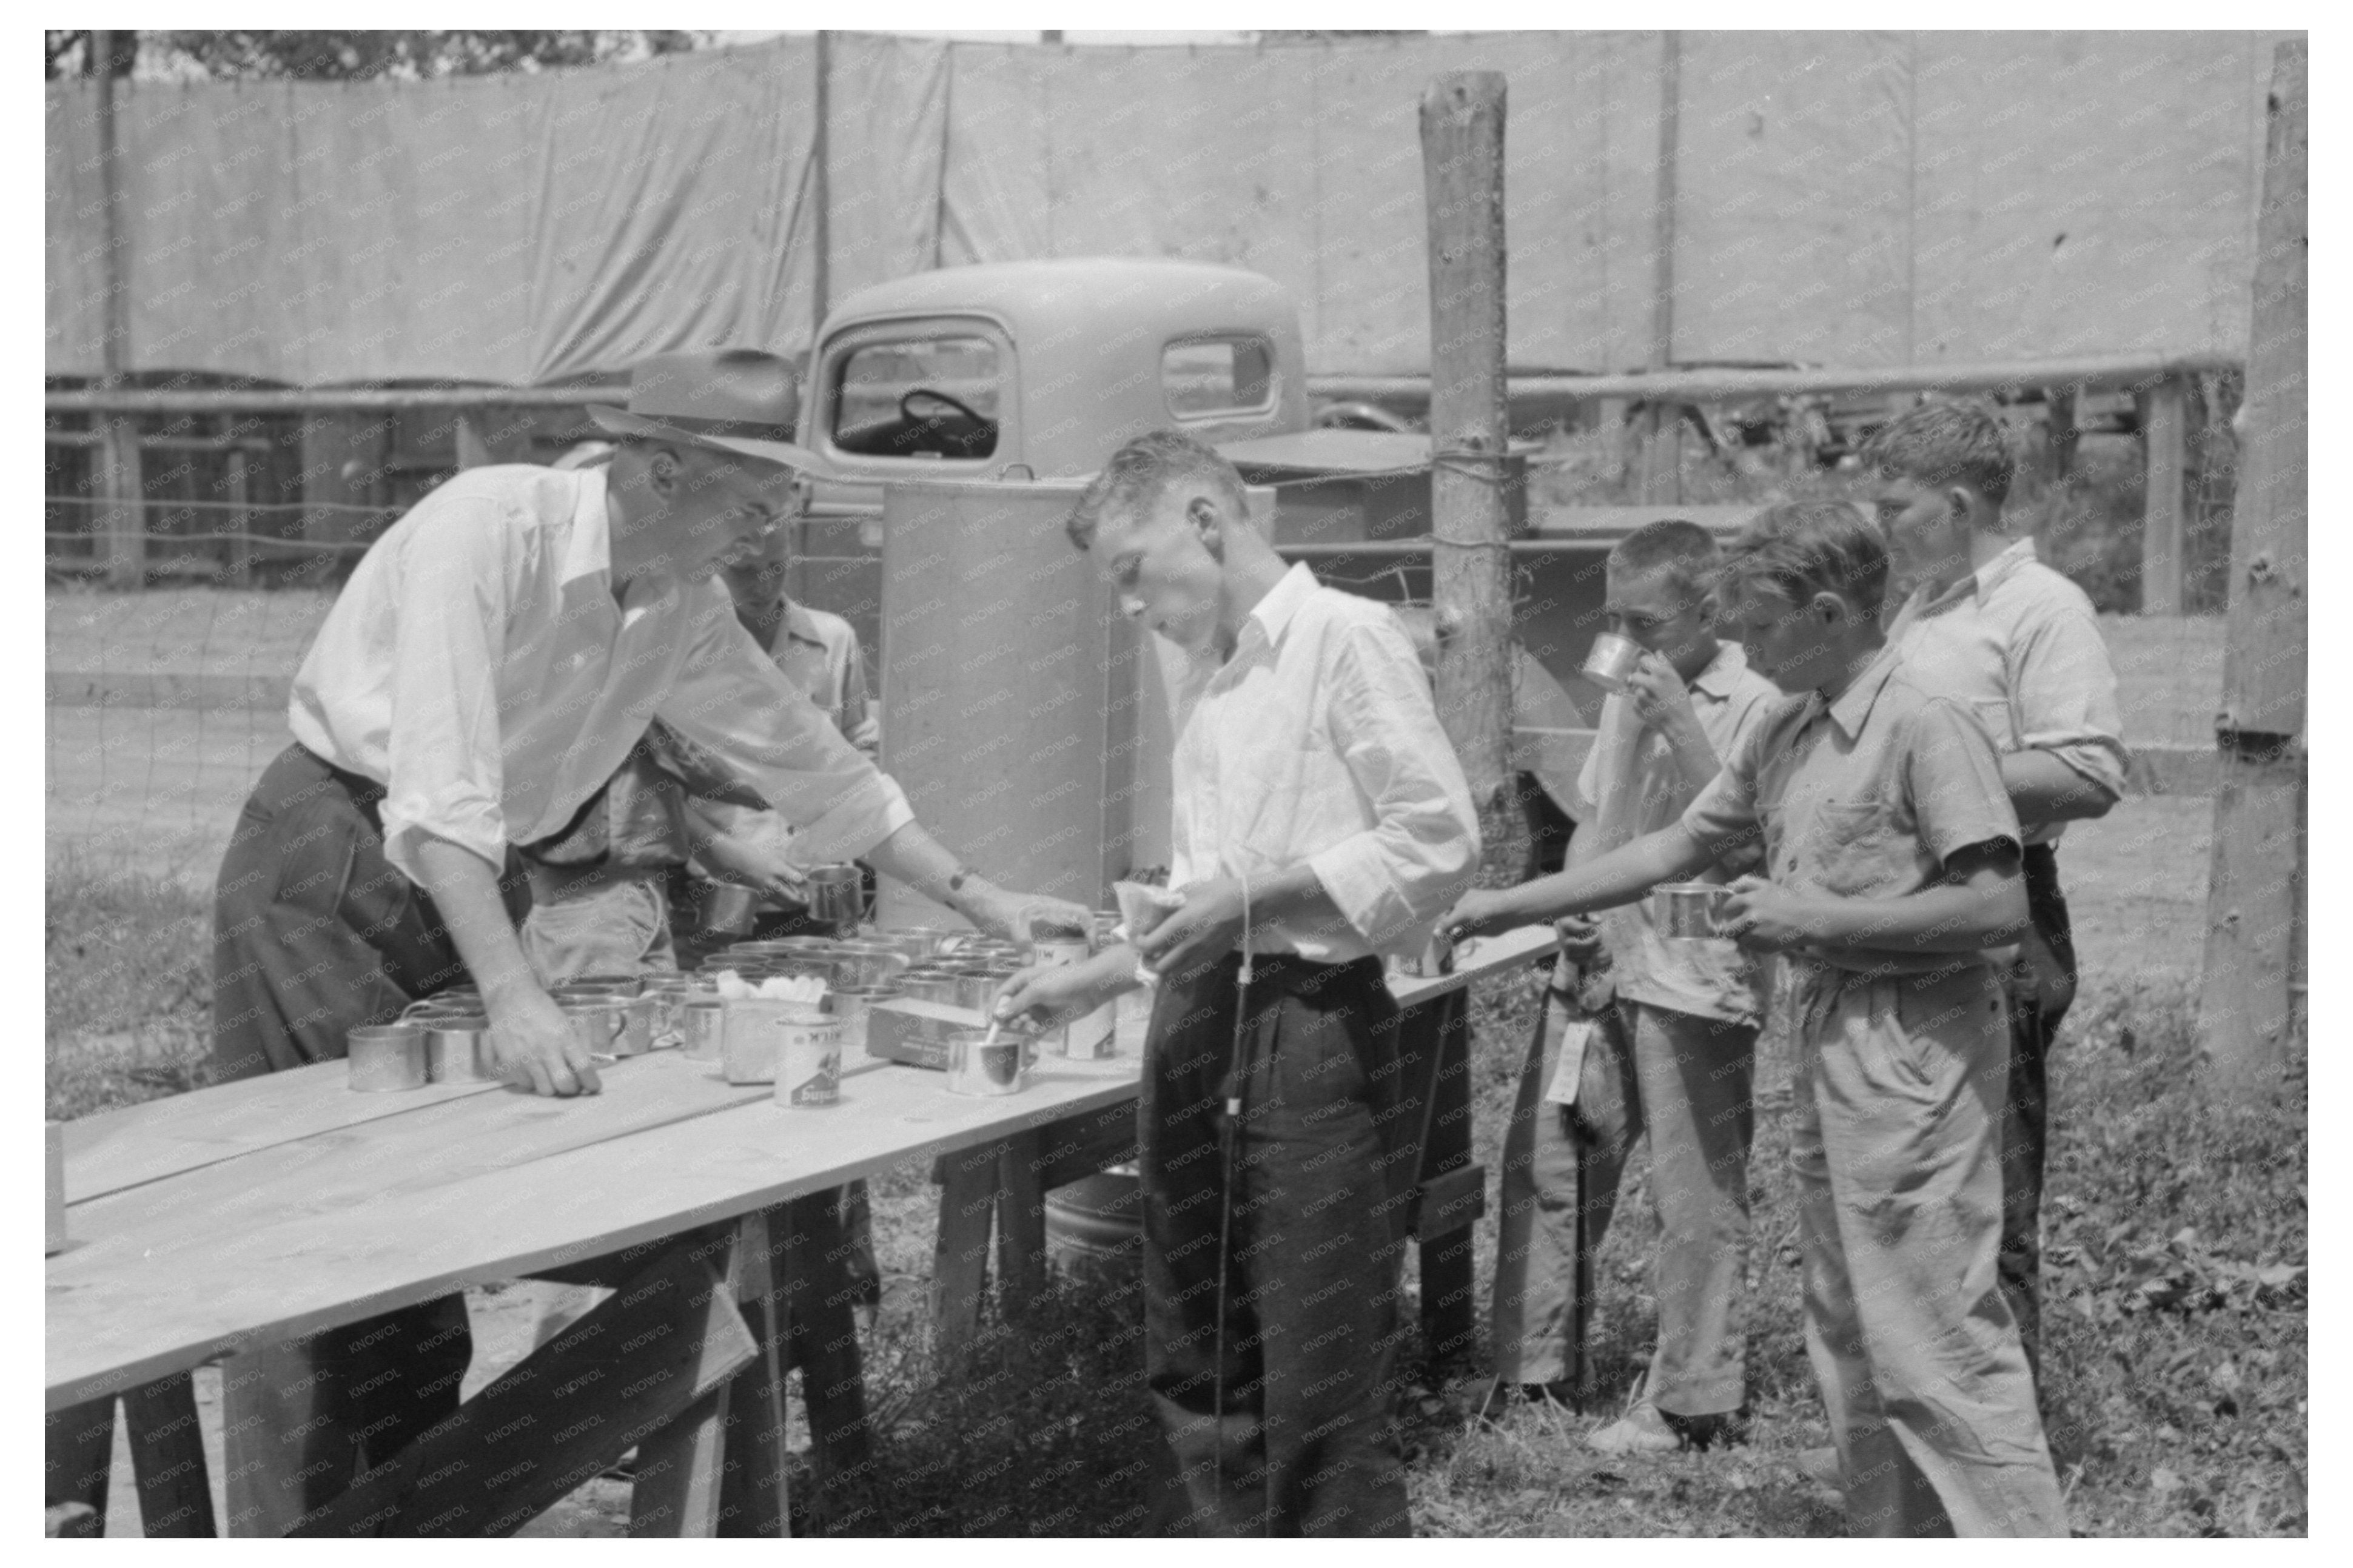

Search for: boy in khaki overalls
xmin=1451 ymin=500 xmax=2066 ymax=1536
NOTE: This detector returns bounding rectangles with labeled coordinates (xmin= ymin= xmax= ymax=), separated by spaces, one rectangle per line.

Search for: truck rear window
xmin=830 ymin=335 xmax=1001 ymax=460
xmin=1163 ymin=336 xmax=1276 ymax=420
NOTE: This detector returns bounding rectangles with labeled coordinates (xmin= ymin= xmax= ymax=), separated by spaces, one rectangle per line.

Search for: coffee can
xmin=773 ymin=1011 xmax=845 ymax=1108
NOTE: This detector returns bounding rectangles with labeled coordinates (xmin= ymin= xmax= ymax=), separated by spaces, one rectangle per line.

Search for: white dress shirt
xmin=1885 ymin=537 xmax=2129 ymax=846
xmin=1168 ymin=563 xmax=1481 ymax=963
xmin=287 ymin=464 xmax=913 ymax=886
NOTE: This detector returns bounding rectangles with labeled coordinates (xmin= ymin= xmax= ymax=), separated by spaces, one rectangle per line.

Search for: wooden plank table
xmin=47 ymin=925 xmax=1557 ymax=1536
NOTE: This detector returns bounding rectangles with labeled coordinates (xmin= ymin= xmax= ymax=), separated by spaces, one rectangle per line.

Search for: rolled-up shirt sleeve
xmin=657 ymin=586 xmax=914 ymax=865
xmin=1676 ymin=725 xmax=1765 ymax=864
xmin=2009 ymin=603 xmax=2130 ymax=800
xmin=378 ymin=495 xmax=519 ymax=884
xmin=1304 ymin=620 xmax=1482 ymax=953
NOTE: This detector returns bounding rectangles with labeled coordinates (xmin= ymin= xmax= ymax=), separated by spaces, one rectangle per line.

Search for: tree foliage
xmin=45 ymin=30 xmax=704 ymax=81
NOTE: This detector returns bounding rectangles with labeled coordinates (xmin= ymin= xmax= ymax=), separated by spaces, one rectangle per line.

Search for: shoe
xmin=1588 ymin=1400 xmax=1682 ymax=1456
xmin=1793 ymin=1445 xmax=1842 ymax=1487
xmin=1474 ymin=1380 xmax=1577 ymax=1426
xmin=1663 ymin=1406 xmax=1752 ymax=1451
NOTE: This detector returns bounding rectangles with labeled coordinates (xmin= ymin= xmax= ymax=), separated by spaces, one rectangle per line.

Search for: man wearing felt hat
xmin=208 ymin=347 xmax=1083 ymax=1535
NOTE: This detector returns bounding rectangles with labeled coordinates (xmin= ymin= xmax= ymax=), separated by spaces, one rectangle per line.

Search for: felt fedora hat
xmin=588 ymin=348 xmax=833 ymax=475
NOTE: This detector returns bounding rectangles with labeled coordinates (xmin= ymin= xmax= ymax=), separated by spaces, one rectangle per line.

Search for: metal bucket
xmin=1652 ymin=883 xmax=1731 ymax=939
xmin=1044 ymin=1168 xmax=1143 ymax=1284
xmin=348 ymin=1024 xmax=429 ymax=1091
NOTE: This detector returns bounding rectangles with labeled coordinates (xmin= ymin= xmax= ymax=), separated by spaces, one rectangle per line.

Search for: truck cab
xmin=784 ymin=258 xmax=1609 ymax=887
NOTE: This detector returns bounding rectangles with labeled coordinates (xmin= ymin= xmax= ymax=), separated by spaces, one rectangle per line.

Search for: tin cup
xmin=683 ymin=999 xmax=727 ymax=1062
xmin=945 ymin=1028 xmax=1029 ymax=1097
xmin=827 ymin=983 xmax=899 ymax=1061
xmin=421 ymin=1014 xmax=501 ymax=1084
xmin=697 ymin=880 xmax=762 ymax=938
xmin=557 ymin=1000 xmax=625 ymax=1059
xmin=804 ymin=864 xmax=865 ymax=931
xmin=348 ymin=1023 xmax=429 ymax=1092
xmin=1581 ymin=630 xmax=1645 ymax=694
xmin=1652 ymin=882 xmax=1733 ymax=939
xmin=640 ymin=977 xmax=697 ymax=1048
xmin=613 ymin=993 xmax=662 ymax=1057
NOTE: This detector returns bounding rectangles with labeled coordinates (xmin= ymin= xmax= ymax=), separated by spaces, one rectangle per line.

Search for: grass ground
xmin=48 ymin=796 xmax=2303 ymax=1536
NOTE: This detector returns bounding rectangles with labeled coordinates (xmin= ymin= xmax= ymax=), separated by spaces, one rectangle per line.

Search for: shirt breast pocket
xmin=1969 ymin=697 xmax=2018 ymax=755
xmin=1805 ymin=799 xmax=1911 ymax=900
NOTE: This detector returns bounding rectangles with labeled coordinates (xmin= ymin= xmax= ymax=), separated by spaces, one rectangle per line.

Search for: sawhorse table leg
xmin=44 ymin=1372 xmax=218 ymax=1538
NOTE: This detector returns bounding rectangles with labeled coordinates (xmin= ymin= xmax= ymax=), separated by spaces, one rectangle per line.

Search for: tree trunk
xmin=2196 ymin=39 xmax=2306 ymax=1097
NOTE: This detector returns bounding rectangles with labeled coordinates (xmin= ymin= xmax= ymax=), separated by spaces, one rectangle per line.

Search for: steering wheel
xmin=900 ymin=387 xmax=985 ymax=427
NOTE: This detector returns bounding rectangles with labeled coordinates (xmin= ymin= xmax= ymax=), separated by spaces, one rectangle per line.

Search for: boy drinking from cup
xmin=1483 ymin=521 xmax=1782 ymax=1452
xmin=1448 ymin=500 xmax=2067 ymax=1537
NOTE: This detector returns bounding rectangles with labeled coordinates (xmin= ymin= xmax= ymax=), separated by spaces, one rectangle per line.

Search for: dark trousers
xmin=1999 ymin=843 xmax=2077 ymax=1384
xmin=1141 ymin=953 xmax=1415 ymax=1538
xmin=210 ymin=744 xmax=528 ymax=1533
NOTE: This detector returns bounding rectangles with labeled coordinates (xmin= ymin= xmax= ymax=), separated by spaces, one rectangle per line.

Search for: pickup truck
xmin=780 ymin=257 xmax=1659 ymax=880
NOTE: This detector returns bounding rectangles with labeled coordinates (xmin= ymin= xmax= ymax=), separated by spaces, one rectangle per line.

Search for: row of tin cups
xmin=349 ymin=975 xmax=705 ymax=1091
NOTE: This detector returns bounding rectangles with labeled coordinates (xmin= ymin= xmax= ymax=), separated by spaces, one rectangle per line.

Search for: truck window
xmin=1162 ymin=336 xmax=1277 ymax=420
xmin=831 ymin=335 xmax=1001 ymax=460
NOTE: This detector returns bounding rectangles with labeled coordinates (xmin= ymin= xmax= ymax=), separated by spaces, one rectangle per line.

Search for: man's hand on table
xmin=483 ymin=983 xmax=603 ymax=1097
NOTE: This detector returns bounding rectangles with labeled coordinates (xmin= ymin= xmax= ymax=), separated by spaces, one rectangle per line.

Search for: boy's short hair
xmin=1859 ymin=399 xmax=2015 ymax=507
xmin=1724 ymin=500 xmax=1890 ymax=619
xmin=1607 ymin=518 xmax=1721 ymax=601
xmin=1067 ymin=430 xmax=1249 ymax=551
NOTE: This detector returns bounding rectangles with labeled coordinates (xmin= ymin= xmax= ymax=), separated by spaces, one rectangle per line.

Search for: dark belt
xmin=293 ymin=743 xmax=388 ymax=817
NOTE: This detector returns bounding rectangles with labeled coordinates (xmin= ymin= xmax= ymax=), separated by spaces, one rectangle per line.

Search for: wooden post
xmin=811 ymin=30 xmax=831 ymax=346
xmin=2196 ymin=39 xmax=2306 ymax=1097
xmin=2138 ymin=376 xmax=2187 ymax=615
xmin=1636 ymin=33 xmax=1682 ymax=506
xmin=224 ymin=443 xmax=252 ymax=587
xmin=93 ymin=28 xmax=143 ymax=588
xmin=1420 ymin=70 xmax=1521 ymax=882
xmin=2043 ymin=383 xmax=2080 ymax=491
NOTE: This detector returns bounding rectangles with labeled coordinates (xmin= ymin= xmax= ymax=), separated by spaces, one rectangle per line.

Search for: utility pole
xmin=1419 ymin=71 xmax=1522 ymax=878
xmin=2196 ymin=38 xmax=2306 ymax=1097
xmin=92 ymin=28 xmax=143 ymax=588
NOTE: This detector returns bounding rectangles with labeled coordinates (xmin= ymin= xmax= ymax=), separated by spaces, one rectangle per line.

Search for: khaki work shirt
xmin=1678 ymin=643 xmax=2022 ymax=981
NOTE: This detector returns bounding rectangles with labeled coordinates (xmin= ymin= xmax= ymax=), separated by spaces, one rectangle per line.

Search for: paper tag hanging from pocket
xmin=1543 ymin=1018 xmax=1598 ymax=1107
